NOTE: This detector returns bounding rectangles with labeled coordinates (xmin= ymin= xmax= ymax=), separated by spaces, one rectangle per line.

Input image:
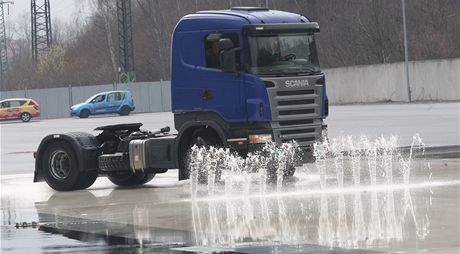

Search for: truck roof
xmin=176 ymin=7 xmax=310 ymax=31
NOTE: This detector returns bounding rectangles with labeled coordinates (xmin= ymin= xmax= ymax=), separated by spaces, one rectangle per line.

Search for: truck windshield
xmin=247 ymin=33 xmax=321 ymax=76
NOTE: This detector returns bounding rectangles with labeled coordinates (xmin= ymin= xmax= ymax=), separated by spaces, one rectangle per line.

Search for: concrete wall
xmin=324 ymin=58 xmax=460 ymax=104
xmin=0 ymin=58 xmax=458 ymax=119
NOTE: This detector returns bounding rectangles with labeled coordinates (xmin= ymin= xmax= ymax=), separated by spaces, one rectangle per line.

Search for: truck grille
xmin=277 ymin=90 xmax=314 ymax=96
xmin=278 ymin=99 xmax=314 ymax=106
xmin=264 ymin=76 xmax=324 ymax=147
xmin=279 ymin=119 xmax=313 ymax=126
xmin=279 ymin=109 xmax=314 ymax=116
xmin=280 ymin=128 xmax=315 ymax=135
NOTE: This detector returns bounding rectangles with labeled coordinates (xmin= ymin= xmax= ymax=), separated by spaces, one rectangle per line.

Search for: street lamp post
xmin=402 ymin=0 xmax=411 ymax=102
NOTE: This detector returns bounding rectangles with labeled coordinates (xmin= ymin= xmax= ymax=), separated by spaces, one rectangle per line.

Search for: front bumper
xmin=227 ymin=125 xmax=326 ymax=151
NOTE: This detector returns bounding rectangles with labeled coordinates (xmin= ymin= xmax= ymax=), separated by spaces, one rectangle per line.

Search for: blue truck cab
xmin=33 ymin=7 xmax=329 ymax=191
xmin=172 ymin=7 xmax=328 ymax=172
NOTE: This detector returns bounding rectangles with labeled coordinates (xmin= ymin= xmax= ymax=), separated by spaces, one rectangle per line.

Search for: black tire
xmin=284 ymin=164 xmax=296 ymax=177
xmin=20 ymin=112 xmax=31 ymax=122
xmin=266 ymin=158 xmax=297 ymax=183
xmin=119 ymin=106 xmax=131 ymax=116
xmin=303 ymin=151 xmax=315 ymax=163
xmin=79 ymin=109 xmax=90 ymax=118
xmin=42 ymin=141 xmax=84 ymax=191
xmin=99 ymin=153 xmax=130 ymax=172
xmin=266 ymin=160 xmax=278 ymax=183
xmin=76 ymin=171 xmax=98 ymax=189
xmin=107 ymin=172 xmax=155 ymax=187
xmin=180 ymin=128 xmax=221 ymax=183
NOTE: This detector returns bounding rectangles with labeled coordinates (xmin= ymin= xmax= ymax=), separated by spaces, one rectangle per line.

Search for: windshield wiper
xmin=254 ymin=66 xmax=321 ymax=76
xmin=289 ymin=65 xmax=320 ymax=72
xmin=281 ymin=68 xmax=321 ymax=76
xmin=256 ymin=69 xmax=286 ymax=76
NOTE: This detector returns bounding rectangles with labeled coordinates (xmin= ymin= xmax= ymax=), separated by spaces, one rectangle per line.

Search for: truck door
xmin=199 ymin=31 xmax=245 ymax=122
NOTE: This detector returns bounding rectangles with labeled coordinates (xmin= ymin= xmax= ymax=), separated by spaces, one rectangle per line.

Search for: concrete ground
xmin=1 ymin=102 xmax=459 ymax=175
xmin=1 ymin=102 xmax=459 ymax=253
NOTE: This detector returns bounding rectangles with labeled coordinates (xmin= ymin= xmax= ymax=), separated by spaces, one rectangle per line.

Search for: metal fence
xmin=0 ymin=81 xmax=172 ymax=119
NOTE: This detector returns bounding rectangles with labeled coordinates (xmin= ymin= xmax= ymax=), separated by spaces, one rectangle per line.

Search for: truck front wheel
xmin=107 ymin=172 xmax=155 ymax=187
xmin=42 ymin=141 xmax=96 ymax=191
xmin=180 ymin=128 xmax=221 ymax=183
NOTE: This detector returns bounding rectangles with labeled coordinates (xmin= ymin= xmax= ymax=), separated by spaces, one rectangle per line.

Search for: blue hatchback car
xmin=71 ymin=90 xmax=135 ymax=118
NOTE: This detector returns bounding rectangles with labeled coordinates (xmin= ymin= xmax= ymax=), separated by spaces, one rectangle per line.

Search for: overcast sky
xmin=5 ymin=0 xmax=92 ymax=34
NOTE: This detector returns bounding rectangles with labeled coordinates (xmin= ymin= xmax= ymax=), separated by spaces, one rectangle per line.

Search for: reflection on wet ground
xmin=1 ymin=148 xmax=460 ymax=253
xmin=190 ymin=182 xmax=433 ymax=249
xmin=1 ymin=161 xmax=458 ymax=253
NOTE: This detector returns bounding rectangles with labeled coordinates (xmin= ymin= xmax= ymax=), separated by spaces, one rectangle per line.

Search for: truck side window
xmin=205 ymin=33 xmax=239 ymax=69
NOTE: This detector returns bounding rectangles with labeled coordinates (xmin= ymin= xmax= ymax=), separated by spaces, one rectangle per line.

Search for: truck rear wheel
xmin=42 ymin=141 xmax=94 ymax=191
xmin=107 ymin=172 xmax=155 ymax=187
xmin=76 ymin=171 xmax=98 ymax=189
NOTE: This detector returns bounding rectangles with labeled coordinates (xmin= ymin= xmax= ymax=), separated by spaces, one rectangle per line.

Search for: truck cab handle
xmin=202 ymin=89 xmax=214 ymax=101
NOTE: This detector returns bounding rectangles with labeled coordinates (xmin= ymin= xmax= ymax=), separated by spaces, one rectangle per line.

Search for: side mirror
xmin=220 ymin=48 xmax=239 ymax=74
xmin=219 ymin=38 xmax=239 ymax=74
xmin=219 ymin=38 xmax=233 ymax=50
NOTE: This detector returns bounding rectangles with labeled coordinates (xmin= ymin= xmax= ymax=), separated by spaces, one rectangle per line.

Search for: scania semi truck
xmin=33 ymin=7 xmax=328 ymax=191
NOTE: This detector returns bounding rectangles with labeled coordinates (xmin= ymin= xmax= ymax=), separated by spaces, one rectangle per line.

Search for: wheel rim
xmin=191 ymin=136 xmax=207 ymax=146
xmin=21 ymin=113 xmax=30 ymax=121
xmin=49 ymin=150 xmax=71 ymax=180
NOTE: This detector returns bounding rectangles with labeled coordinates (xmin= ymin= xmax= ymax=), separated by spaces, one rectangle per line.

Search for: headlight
xmin=248 ymin=134 xmax=272 ymax=144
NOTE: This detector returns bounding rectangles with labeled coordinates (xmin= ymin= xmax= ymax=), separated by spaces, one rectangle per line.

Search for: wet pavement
xmin=1 ymin=102 xmax=459 ymax=253
xmin=1 ymin=158 xmax=459 ymax=253
xmin=1 ymin=102 xmax=459 ymax=175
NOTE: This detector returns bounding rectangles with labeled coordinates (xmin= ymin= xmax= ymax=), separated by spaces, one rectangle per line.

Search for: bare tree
xmin=1 ymin=0 xmax=459 ymax=91
xmin=92 ymin=0 xmax=118 ymax=82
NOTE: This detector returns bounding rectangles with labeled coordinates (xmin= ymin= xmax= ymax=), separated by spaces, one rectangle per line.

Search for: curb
xmin=398 ymin=145 xmax=460 ymax=159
